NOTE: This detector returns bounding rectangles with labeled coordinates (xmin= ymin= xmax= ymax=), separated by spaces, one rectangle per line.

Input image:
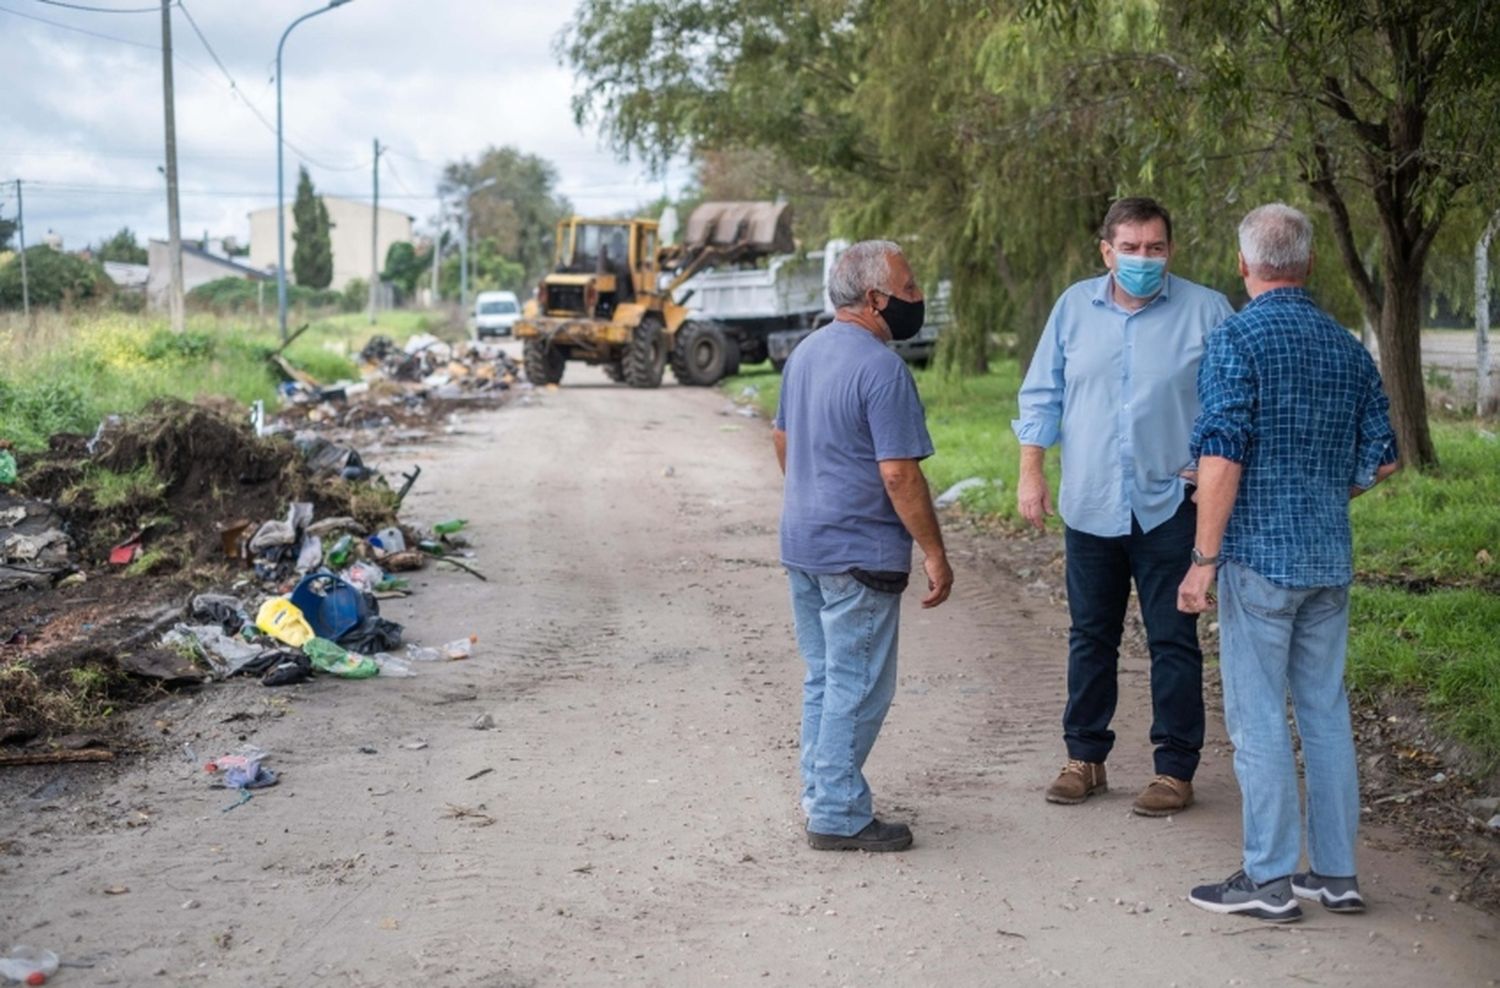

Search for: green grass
xmin=65 ymin=464 xmax=165 ymax=509
xmin=0 ymin=309 xmax=453 ymax=451
xmin=1351 ymin=424 xmax=1500 ymax=586
xmin=1350 ymin=586 xmax=1500 ymax=759
xmin=729 ymin=354 xmax=1500 ymax=763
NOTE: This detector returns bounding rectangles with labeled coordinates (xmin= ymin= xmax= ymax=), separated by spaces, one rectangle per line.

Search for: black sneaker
xmin=806 ymin=818 xmax=913 ymax=852
xmin=1292 ymin=871 xmax=1365 ymax=913
xmin=1188 ymin=869 xmax=1303 ymax=923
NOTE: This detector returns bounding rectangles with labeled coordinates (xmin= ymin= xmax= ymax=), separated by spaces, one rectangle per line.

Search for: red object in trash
xmin=26 ymin=970 xmax=47 ymax=985
xmin=109 ymin=540 xmax=142 ymax=566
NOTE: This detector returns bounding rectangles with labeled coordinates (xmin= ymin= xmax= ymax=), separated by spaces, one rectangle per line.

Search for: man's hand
xmin=1177 ymin=563 xmax=1217 ymax=614
xmin=921 ymin=553 xmax=953 ymax=608
xmin=1017 ymin=447 xmax=1053 ymax=531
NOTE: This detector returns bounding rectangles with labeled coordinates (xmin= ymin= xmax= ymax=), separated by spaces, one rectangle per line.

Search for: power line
xmin=32 ymin=0 xmax=162 ymax=12
xmin=0 ymin=0 xmax=161 ymax=49
xmin=175 ymin=0 xmax=366 ymax=172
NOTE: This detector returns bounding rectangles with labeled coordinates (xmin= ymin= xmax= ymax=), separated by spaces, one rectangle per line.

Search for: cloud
xmin=0 ymin=0 xmax=689 ymax=250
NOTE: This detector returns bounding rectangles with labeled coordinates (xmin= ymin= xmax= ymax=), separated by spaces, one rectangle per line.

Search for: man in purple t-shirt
xmin=772 ymin=240 xmax=953 ymax=852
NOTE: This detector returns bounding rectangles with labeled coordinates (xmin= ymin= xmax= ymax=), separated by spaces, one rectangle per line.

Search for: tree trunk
xmin=1375 ymin=264 xmax=1437 ymax=469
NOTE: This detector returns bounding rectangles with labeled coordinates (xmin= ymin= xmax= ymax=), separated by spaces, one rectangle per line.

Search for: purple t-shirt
xmin=775 ymin=322 xmax=934 ymax=574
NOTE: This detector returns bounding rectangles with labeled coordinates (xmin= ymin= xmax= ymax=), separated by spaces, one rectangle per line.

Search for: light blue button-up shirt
xmin=1012 ymin=272 xmax=1234 ymax=538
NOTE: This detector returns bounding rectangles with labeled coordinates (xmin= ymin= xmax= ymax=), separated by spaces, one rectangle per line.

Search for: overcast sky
xmin=0 ymin=0 xmax=688 ymax=251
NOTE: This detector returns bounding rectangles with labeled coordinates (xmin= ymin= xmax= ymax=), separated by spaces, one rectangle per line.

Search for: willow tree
xmin=1039 ymin=0 xmax=1500 ymax=468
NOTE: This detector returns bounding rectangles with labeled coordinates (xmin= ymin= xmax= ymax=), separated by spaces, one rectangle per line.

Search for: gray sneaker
xmin=1292 ymin=871 xmax=1366 ymax=913
xmin=1188 ymin=869 xmax=1303 ymax=923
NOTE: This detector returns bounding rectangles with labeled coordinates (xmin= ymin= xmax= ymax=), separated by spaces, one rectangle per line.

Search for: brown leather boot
xmin=1133 ymin=775 xmax=1194 ymax=817
xmin=1045 ymin=759 xmax=1108 ymax=804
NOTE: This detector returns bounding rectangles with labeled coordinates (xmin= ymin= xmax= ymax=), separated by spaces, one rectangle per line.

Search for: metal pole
xmin=276 ymin=1 xmax=352 ymax=344
xmin=1477 ymin=208 xmax=1500 ymax=417
xmin=368 ymin=138 xmax=380 ymax=324
xmin=161 ymin=0 xmax=184 ymax=332
xmin=459 ymin=206 xmax=469 ymax=313
xmin=429 ymin=223 xmax=440 ymax=306
xmin=15 ymin=179 xmax=28 ymax=319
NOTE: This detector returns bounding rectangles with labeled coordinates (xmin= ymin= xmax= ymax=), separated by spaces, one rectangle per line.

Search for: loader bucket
xmin=682 ymin=201 xmax=795 ymax=256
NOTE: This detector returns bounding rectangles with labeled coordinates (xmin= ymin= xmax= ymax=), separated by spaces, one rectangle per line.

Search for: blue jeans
xmin=1063 ymin=500 xmax=1204 ymax=779
xmin=1218 ymin=561 xmax=1360 ymax=882
xmin=787 ymin=568 xmax=902 ymax=837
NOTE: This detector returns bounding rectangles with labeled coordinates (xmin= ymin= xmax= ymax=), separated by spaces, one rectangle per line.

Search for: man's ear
xmin=1099 ymin=240 xmax=1113 ymax=269
xmin=1237 ymin=252 xmax=1249 ymax=279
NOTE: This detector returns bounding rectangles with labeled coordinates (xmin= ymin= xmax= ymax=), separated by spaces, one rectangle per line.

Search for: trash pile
xmin=1 ymin=331 xmax=500 ymax=744
xmin=272 ymin=333 xmax=521 ymax=439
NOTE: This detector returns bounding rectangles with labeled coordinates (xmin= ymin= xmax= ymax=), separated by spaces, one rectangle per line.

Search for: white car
xmin=473 ymin=290 xmax=521 ymax=338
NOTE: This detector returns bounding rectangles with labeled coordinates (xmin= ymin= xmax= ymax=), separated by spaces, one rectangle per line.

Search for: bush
xmin=187 ymin=276 xmax=339 ymax=314
xmin=0 ymin=247 xmax=113 ymax=309
xmin=341 ymin=278 xmax=368 ymax=313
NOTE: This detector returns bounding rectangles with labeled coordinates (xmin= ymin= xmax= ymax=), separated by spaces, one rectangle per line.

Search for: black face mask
xmin=878 ymin=292 xmax=925 ymax=341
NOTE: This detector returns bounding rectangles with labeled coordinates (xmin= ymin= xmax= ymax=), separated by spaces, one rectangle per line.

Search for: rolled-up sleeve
xmin=1351 ymin=360 xmax=1398 ymax=489
xmin=1011 ymin=300 xmax=1067 ymax=447
xmin=1191 ymin=327 xmax=1254 ymax=463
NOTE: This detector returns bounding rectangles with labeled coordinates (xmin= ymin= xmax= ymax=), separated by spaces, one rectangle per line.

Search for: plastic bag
xmin=303 ymin=637 xmax=379 ymax=678
xmin=0 ymin=451 xmax=16 ymax=487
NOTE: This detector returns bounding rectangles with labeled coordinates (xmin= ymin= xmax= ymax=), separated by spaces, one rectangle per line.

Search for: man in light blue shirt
xmin=1013 ymin=197 xmax=1234 ymax=816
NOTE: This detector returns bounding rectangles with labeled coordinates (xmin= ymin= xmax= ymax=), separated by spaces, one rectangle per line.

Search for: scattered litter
xmin=255 ymin=597 xmax=315 ymax=648
xmin=442 ymin=803 xmax=495 ymax=827
xmin=407 ymin=635 xmax=477 ymax=662
xmin=205 ymin=746 xmax=279 ymax=789
xmin=102 ymin=886 xmax=129 ymax=896
xmin=358 ymin=746 xmax=378 ymax=755
xmin=0 ymin=945 xmax=59 ymax=985
xmin=303 ymin=638 xmax=379 ymax=679
xmin=466 ymin=767 xmax=494 ymax=781
xmin=0 ymin=451 xmax=15 ymax=487
xmin=401 ymin=741 xmax=428 ymax=751
xmin=372 ymin=653 xmax=415 ymax=678
xmin=471 ymin=713 xmax=495 ymax=731
xmin=161 ymin=623 xmax=266 ymax=679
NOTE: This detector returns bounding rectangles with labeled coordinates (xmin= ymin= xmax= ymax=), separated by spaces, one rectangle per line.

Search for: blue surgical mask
xmin=1113 ymin=254 xmax=1167 ymax=298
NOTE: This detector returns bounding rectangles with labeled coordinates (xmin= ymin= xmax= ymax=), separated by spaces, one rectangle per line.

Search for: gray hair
xmin=828 ymin=240 xmax=903 ymax=308
xmin=1239 ymin=203 xmax=1313 ymax=279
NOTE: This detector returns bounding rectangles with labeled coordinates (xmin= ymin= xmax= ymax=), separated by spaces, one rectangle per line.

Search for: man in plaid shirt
xmin=1179 ymin=203 xmax=1399 ymax=923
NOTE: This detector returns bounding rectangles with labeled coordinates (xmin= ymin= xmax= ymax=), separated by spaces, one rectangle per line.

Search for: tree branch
xmin=1304 ymin=141 xmax=1381 ymax=326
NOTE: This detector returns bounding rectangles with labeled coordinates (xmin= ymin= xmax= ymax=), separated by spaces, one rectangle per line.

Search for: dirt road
xmin=3 ymin=363 xmax=1497 ymax=986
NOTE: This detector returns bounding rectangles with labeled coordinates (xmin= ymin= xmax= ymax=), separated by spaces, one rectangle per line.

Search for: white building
xmin=247 ymin=195 xmax=414 ymax=292
xmin=147 ymin=240 xmax=268 ymax=309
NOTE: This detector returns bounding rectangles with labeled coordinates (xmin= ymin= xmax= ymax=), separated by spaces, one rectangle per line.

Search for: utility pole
xmin=160 ymin=0 xmax=185 ymax=333
xmin=459 ymin=206 xmax=470 ymax=313
xmin=368 ymin=138 xmax=382 ymax=324
xmin=429 ymin=223 xmax=441 ymax=306
xmin=14 ymin=179 xmax=29 ymax=320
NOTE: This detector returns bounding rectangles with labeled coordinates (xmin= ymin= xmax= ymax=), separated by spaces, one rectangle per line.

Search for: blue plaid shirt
xmin=1191 ymin=287 xmax=1397 ymax=588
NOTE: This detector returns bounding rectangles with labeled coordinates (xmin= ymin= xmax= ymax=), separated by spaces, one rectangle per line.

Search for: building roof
xmin=151 ymin=239 xmax=270 ymax=280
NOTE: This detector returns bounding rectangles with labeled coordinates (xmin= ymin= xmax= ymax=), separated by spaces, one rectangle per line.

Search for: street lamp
xmin=458 ymin=176 xmax=498 ymax=313
xmin=275 ymin=0 xmax=353 ymax=343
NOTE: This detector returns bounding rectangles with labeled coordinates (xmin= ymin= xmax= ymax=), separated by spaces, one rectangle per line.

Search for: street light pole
xmin=276 ymin=0 xmax=353 ymax=344
xmin=459 ymin=176 xmax=497 ymax=314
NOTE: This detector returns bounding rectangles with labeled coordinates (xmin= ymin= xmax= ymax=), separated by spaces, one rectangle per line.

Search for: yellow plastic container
xmin=256 ymin=597 xmax=315 ymax=648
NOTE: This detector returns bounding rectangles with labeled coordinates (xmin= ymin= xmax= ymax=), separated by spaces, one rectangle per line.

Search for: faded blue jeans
xmin=787 ymin=568 xmax=903 ymax=837
xmin=1218 ymin=561 xmax=1360 ymax=883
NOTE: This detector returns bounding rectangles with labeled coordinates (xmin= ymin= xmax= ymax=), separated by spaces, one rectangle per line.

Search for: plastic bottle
xmin=432 ymin=519 xmax=468 ymax=536
xmin=255 ymin=598 xmax=315 ymax=648
xmin=405 ymin=635 xmax=477 ymax=662
xmin=326 ymin=534 xmax=355 ymax=568
xmin=0 ymin=945 xmax=59 ymax=984
xmin=372 ymin=652 xmax=416 ymax=678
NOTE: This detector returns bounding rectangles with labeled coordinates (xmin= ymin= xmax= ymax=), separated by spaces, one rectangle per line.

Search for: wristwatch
xmin=1190 ymin=547 xmax=1221 ymax=567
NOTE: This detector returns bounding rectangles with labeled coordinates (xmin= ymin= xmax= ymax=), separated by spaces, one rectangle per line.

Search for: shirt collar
xmin=1091 ymin=272 xmax=1174 ymax=310
xmin=1244 ymin=286 xmax=1312 ymax=310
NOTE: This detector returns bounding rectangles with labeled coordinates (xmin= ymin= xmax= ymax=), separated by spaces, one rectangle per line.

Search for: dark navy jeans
xmin=1062 ymin=499 xmax=1204 ymax=780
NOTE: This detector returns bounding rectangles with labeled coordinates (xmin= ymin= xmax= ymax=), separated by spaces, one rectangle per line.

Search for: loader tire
xmin=524 ymin=339 xmax=566 ymax=385
xmin=669 ymin=321 xmax=735 ymax=386
xmin=623 ymin=318 xmax=666 ymax=388
xmin=603 ymin=360 xmax=625 ymax=382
